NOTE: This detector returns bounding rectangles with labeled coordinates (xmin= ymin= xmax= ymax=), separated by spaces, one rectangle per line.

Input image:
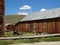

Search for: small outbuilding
xmin=15 ymin=8 xmax=60 ymax=34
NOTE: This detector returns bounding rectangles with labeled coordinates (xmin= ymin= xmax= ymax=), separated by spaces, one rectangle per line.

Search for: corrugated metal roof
xmin=21 ymin=8 xmax=60 ymax=21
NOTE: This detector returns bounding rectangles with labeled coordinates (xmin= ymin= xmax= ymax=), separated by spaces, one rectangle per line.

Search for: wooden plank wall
xmin=16 ymin=21 xmax=55 ymax=33
xmin=15 ymin=18 xmax=60 ymax=34
xmin=6 ymin=25 xmax=14 ymax=31
xmin=36 ymin=22 xmax=44 ymax=33
xmin=56 ymin=18 xmax=60 ymax=33
xmin=47 ymin=21 xmax=55 ymax=33
xmin=19 ymin=23 xmax=26 ymax=32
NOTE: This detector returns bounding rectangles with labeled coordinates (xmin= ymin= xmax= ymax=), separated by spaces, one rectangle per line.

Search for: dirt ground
xmin=11 ymin=41 xmax=60 ymax=45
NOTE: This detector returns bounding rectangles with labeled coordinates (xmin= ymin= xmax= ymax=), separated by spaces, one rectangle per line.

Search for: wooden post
xmin=0 ymin=0 xmax=5 ymax=37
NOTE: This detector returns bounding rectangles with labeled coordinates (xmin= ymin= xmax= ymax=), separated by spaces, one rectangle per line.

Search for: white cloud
xmin=17 ymin=12 xmax=28 ymax=15
xmin=40 ymin=8 xmax=47 ymax=12
xmin=19 ymin=5 xmax=31 ymax=10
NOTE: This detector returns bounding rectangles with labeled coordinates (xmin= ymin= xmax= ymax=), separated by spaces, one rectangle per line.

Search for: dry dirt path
xmin=11 ymin=41 xmax=60 ymax=45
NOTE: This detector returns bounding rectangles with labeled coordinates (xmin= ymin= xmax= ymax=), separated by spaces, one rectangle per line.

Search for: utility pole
xmin=0 ymin=0 xmax=5 ymax=37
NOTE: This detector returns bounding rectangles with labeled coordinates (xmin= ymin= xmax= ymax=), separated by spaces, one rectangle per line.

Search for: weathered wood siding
xmin=47 ymin=21 xmax=55 ymax=33
xmin=0 ymin=0 xmax=4 ymax=37
xmin=6 ymin=25 xmax=14 ymax=31
xmin=15 ymin=18 xmax=60 ymax=34
xmin=19 ymin=23 xmax=26 ymax=32
xmin=19 ymin=23 xmax=34 ymax=32
xmin=36 ymin=21 xmax=43 ymax=33
xmin=56 ymin=18 xmax=60 ymax=33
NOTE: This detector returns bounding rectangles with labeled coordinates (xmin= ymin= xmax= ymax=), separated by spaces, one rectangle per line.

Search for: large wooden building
xmin=0 ymin=0 xmax=4 ymax=36
xmin=15 ymin=8 xmax=60 ymax=34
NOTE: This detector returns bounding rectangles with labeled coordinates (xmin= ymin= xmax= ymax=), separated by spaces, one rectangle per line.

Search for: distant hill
xmin=5 ymin=15 xmax=26 ymax=24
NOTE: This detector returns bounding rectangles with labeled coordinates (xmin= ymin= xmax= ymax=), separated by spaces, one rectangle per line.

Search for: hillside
xmin=5 ymin=15 xmax=26 ymax=24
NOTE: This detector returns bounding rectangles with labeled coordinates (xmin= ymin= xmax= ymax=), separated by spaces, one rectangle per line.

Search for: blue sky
xmin=5 ymin=0 xmax=60 ymax=15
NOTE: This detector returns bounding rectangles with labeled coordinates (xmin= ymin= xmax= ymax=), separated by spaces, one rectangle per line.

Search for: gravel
xmin=11 ymin=41 xmax=60 ymax=45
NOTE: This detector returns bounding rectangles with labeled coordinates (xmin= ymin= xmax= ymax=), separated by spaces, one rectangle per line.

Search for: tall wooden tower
xmin=0 ymin=0 xmax=5 ymax=37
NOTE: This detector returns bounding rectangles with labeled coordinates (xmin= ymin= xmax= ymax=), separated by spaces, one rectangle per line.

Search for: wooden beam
xmin=0 ymin=0 xmax=5 ymax=37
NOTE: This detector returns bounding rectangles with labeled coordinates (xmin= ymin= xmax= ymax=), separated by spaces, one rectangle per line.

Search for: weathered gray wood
xmin=0 ymin=34 xmax=60 ymax=40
